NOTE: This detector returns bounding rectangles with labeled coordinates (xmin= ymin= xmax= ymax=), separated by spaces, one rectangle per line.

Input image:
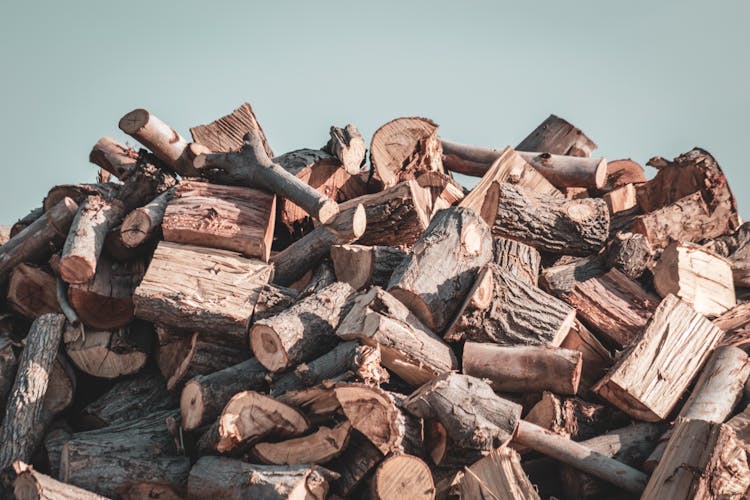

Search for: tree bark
xmin=539 ymin=255 xmax=606 ymax=298
xmin=120 ymin=188 xmax=173 ymax=248
xmin=6 ymin=264 xmax=61 ymax=319
xmin=0 ymin=314 xmax=66 ymax=469
xmin=715 ymin=302 xmax=750 ymax=350
xmin=445 ymin=263 xmax=575 ymax=345
xmin=492 ymin=183 xmax=609 ymax=255
xmin=337 ymin=287 xmax=457 ymax=386
xmin=369 ymin=454 xmax=435 ymax=500
xmin=593 ymin=294 xmax=725 ymax=421
xmin=322 ymin=124 xmax=366 ymax=175
xmin=44 ymin=183 xmax=119 ymax=213
xmin=251 ymin=421 xmax=352 ymax=465
xmin=0 ymin=335 xmax=17 ymax=412
xmin=326 ymin=430 xmax=384 ymax=497
xmin=89 ymin=137 xmax=138 ymax=180
xmin=388 ymin=207 xmax=493 ymax=332
xmin=190 ymin=102 xmax=274 ymax=157
xmin=605 ymin=231 xmax=653 ymax=280
xmin=63 ymin=322 xmax=152 ymax=379
xmin=459 ymin=448 xmax=539 ymax=500
xmin=516 ymin=114 xmax=597 ymax=157
xmin=9 ymin=206 xmax=43 ymax=238
xmin=330 ymin=244 xmax=406 ymax=290
xmin=10 ymin=461 xmax=107 ymax=500
xmin=705 ymin=221 xmax=750 ymax=287
xmin=492 ymin=237 xmax=540 ymax=286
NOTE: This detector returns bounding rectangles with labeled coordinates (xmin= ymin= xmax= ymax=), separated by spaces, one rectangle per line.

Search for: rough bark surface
xmin=120 ymin=189 xmax=173 ymax=248
xmin=492 ymin=237 xmax=541 ymax=286
xmin=323 ymin=124 xmax=366 ymax=175
xmin=89 ymin=137 xmax=138 ymax=180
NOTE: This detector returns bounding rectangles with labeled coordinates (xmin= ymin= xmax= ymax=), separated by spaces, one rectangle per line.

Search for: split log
xmin=181 ymin=357 xmax=268 ymax=431
xmin=491 ymin=183 xmax=609 ymax=255
xmin=0 ymin=198 xmax=79 ymax=285
xmin=425 ymin=418 xmax=487 ymax=467
xmin=277 ymin=385 xmax=342 ymax=425
xmin=416 ymin=170 xmax=465 ymax=216
xmin=11 ymin=461 xmax=106 ymax=500
xmin=103 ymin=225 xmax=154 ymax=262
xmin=402 ymin=373 xmax=522 ymax=454
xmin=0 ymin=314 xmax=66 ymax=469
xmin=58 ymin=410 xmax=190 ymax=498
xmin=194 ymin=132 xmax=339 ymax=224
xmin=562 ymin=268 xmax=659 ymax=349
xmin=605 ymin=231 xmax=653 ymax=280
xmin=9 ymin=206 xmax=43 ymax=238
xmin=197 ymin=390 xmax=309 ymax=454
xmin=369 ymin=454 xmax=435 ymax=500
xmin=459 ymin=448 xmax=539 ymax=500
xmin=716 ymin=302 xmax=750 ymax=350
xmin=652 ymin=241 xmax=735 ymax=317
xmin=458 ymin=147 xmax=561 ymax=225
xmin=297 ymin=260 xmax=337 ymax=296
xmin=593 ymin=294 xmax=725 ymax=421
xmin=463 ymin=342 xmax=582 ymax=395
xmin=120 ymin=188 xmax=173 ymax=248
xmin=642 ymin=418 xmax=750 ymax=500
xmin=134 ymin=241 xmax=272 ymax=347
xmin=323 ymin=124 xmax=366 ymax=174
xmin=63 ymin=321 xmax=153 ymax=379
xmin=337 ymin=287 xmax=456 ymax=385
xmin=445 ymin=263 xmax=575 ymax=345
xmin=326 ymin=430 xmax=384 ymax=497
xmin=269 ymin=341 xmax=387 ymax=397
xmin=67 ymin=256 xmax=145 ymax=330
xmin=44 ymin=355 xmax=76 ymax=418
xmin=602 ymin=158 xmax=646 ymax=191
xmin=727 ymin=403 xmax=750 ymax=454
xmin=119 ymin=108 xmax=200 ymax=177
xmin=603 ymin=183 xmax=637 ymax=214
xmin=516 ymin=114 xmax=597 ymax=157
xmin=271 ymin=202 xmax=365 ymax=287
xmin=331 ymin=244 xmax=406 ymax=290
xmin=44 ymin=183 xmax=119 ymax=212
xmin=190 ymin=102 xmax=274 ymax=157
xmin=251 ymin=421 xmax=352 ymax=465
xmin=706 ymin=221 xmax=750 ymax=287
xmin=539 ymin=255 xmax=606 ymax=298
xmin=559 ymin=320 xmax=613 ymax=394
xmin=0 ymin=335 xmax=18 ymax=410
xmin=370 ymin=117 xmax=443 ymax=187
xmin=388 ymin=207 xmax=492 ymax=332
xmin=250 ymin=282 xmax=355 ymax=372
xmin=187 ymin=456 xmax=335 ymax=500
xmin=492 ymin=237 xmax=540 ymax=286
xmin=6 ymin=264 xmax=61 ymax=319
xmin=116 ymin=481 xmax=184 ymax=500
xmin=89 ymin=137 xmax=138 ymax=180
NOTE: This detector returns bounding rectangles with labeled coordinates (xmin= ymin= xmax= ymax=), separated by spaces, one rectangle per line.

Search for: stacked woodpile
xmin=0 ymin=104 xmax=749 ymax=499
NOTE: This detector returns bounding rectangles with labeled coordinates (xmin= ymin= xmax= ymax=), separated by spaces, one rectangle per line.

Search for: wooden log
xmin=119 ymin=188 xmax=173 ymax=248
xmin=0 ymin=198 xmax=79 ymax=285
xmin=425 ymin=418 xmax=487 ymax=468
xmin=0 ymin=314 xmax=66 ymax=469
xmin=197 ymin=390 xmax=309 ymax=454
xmin=103 ymin=224 xmax=154 ymax=262
xmin=370 ymin=117 xmax=444 ymax=187
xmin=250 ymin=282 xmax=355 ymax=372
xmin=463 ymin=342 xmax=582 ymax=395
xmin=559 ymin=320 xmax=613 ymax=395
xmin=326 ymin=430 xmax=384 ymax=497
xmin=445 ymin=263 xmax=575 ymax=345
xmin=593 ymin=294 xmax=725 ymax=421
xmin=277 ymin=385 xmax=342 ymax=425
xmin=491 ymin=183 xmax=609 ymax=255
xmin=63 ymin=321 xmax=152 ymax=379
xmin=602 ymin=158 xmax=646 ymax=191
xmin=337 ymin=287 xmax=457 ymax=386
xmin=67 ymin=256 xmax=144 ymax=330
xmin=516 ymin=114 xmax=597 ymax=157
xmin=387 ymin=207 xmax=492 ymax=332
xmin=298 ymin=260 xmax=336 ymax=296
xmin=6 ymin=264 xmax=61 ymax=319
xmin=9 ymin=206 xmax=43 ymax=238
xmin=492 ymin=237 xmax=541 ymax=286
xmin=459 ymin=448 xmax=539 ymax=500
xmin=539 ymin=254 xmax=606 ymax=298
xmin=269 ymin=341 xmax=387 ymax=397
xmin=416 ymin=170 xmax=465 ymax=216
xmin=369 ymin=454 xmax=435 ymax=500
xmin=11 ymin=461 xmax=106 ymax=500
xmin=194 ymin=132 xmax=339 ymax=224
xmin=58 ymin=410 xmax=190 ymax=498
xmin=43 ymin=354 xmax=76 ymax=418
xmin=642 ymin=418 xmax=750 ymax=500
xmin=652 ymin=241 xmax=735 ymax=317
xmin=716 ymin=302 xmax=750 ymax=350
xmin=270 ymin=203 xmax=366 ymax=287
xmin=0 ymin=335 xmax=18 ymax=411
xmin=727 ymin=403 xmax=750 ymax=454
xmin=190 ymin=102 xmax=274 ymax=157
xmin=402 ymin=373 xmax=522 ymax=454
xmin=251 ymin=421 xmax=352 ymax=465
xmin=187 ymin=456 xmax=335 ymax=500
xmin=562 ymin=268 xmax=659 ymax=349
xmin=323 ymin=124 xmax=366 ymax=175
xmin=116 ymin=481 xmax=184 ymax=500
xmin=119 ymin=108 xmax=199 ymax=177
xmin=605 ymin=231 xmax=653 ymax=280
xmin=44 ymin=183 xmax=119 ymax=213
xmin=89 ymin=137 xmax=138 ymax=180
xmin=134 ymin=241 xmax=272 ymax=348
xmin=603 ymin=183 xmax=637 ymax=214
xmin=330 ymin=244 xmax=406 ymax=290
xmin=180 ymin=357 xmax=267 ymax=431
xmin=458 ymin=147 xmax=561 ymax=225
xmin=706 ymin=221 xmax=750 ymax=287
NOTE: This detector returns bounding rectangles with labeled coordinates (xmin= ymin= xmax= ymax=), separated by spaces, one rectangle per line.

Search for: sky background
xmin=1 ymin=1 xmax=748 ymax=223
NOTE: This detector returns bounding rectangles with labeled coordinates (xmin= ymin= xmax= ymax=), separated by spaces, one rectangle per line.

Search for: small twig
xmin=56 ymin=277 xmax=81 ymax=328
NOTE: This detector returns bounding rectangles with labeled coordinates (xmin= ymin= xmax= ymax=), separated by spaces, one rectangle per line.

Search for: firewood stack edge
xmin=0 ymin=105 xmax=749 ymax=499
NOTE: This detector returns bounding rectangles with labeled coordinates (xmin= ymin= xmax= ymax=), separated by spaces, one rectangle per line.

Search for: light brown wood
xmin=603 ymin=183 xmax=637 ymax=213
xmin=459 ymin=448 xmax=540 ymax=500
xmin=706 ymin=221 xmax=750 ymax=287
xmin=323 ymin=124 xmax=366 ymax=175
xmin=330 ymin=244 xmax=406 ymax=290
xmin=652 ymin=241 xmax=735 ymax=317
xmin=63 ymin=322 xmax=152 ymax=379
xmin=6 ymin=263 xmax=61 ymax=319
xmin=716 ymin=302 xmax=750 ymax=350
xmin=416 ymin=170 xmax=465 ymax=216
xmin=602 ymin=158 xmax=646 ymax=191
xmin=593 ymin=294 xmax=725 ymax=421
xmin=190 ymin=102 xmax=274 ymax=156
xmin=370 ymin=117 xmax=444 ymax=187
xmin=252 ymin=421 xmax=352 ymax=465
xmin=11 ymin=461 xmax=107 ymax=500
xmin=539 ymin=255 xmax=606 ymax=298
xmin=89 ymin=136 xmax=138 ymax=180
xmin=370 ymin=454 xmax=435 ymax=500
xmin=120 ymin=188 xmax=173 ymax=248
xmin=605 ymin=231 xmax=653 ymax=280
xmin=516 ymin=114 xmax=597 ymax=157
xmin=559 ymin=320 xmax=613 ymax=395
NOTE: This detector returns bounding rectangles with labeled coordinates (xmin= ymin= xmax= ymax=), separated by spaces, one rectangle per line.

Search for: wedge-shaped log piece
xmin=250 ymin=282 xmax=355 ymax=372
xmin=388 ymin=207 xmax=492 ymax=332
xmin=369 ymin=454 xmax=435 ymax=500
xmin=716 ymin=302 xmax=750 ymax=350
xmin=370 ymin=117 xmax=444 ymax=187
xmin=89 ymin=137 xmax=138 ymax=180
xmin=445 ymin=263 xmax=575 ymax=345
xmin=277 ymin=385 xmax=342 ymax=425
xmin=603 ymin=183 xmax=637 ymax=214
xmin=602 ymin=158 xmax=646 ymax=191
xmin=562 ymin=268 xmax=659 ymax=349
xmin=652 ymin=241 xmax=735 ymax=317
xmin=187 ymin=457 xmax=336 ymax=500
xmin=492 ymin=183 xmax=609 ymax=256
xmin=331 ymin=244 xmax=406 ymax=290
xmin=492 ymin=237 xmax=540 ymax=286
xmin=459 ymin=448 xmax=540 ymax=500
xmin=134 ymin=241 xmax=272 ymax=347
xmin=190 ymin=102 xmax=274 ymax=156
xmin=120 ymin=188 xmax=173 ymax=248
xmin=539 ymin=255 xmax=606 ymax=298
xmin=593 ymin=294 xmax=724 ymax=421
xmin=7 ymin=263 xmax=61 ymax=319
xmin=63 ymin=322 xmax=153 ymax=379
xmin=416 ymin=170 xmax=465 ymax=216
xmin=559 ymin=320 xmax=613 ymax=395
xmin=11 ymin=461 xmax=107 ymax=500
xmin=517 ymin=114 xmax=597 ymax=157
xmin=337 ymin=287 xmax=457 ymax=386
xmin=252 ymin=421 xmax=352 ymax=465
xmin=642 ymin=418 xmax=750 ymax=500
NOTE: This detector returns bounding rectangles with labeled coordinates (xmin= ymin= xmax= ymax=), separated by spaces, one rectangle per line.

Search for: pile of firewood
xmin=0 ymin=104 xmax=748 ymax=499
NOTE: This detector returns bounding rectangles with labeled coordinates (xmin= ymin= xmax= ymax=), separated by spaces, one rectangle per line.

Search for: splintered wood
xmin=1 ymin=106 xmax=748 ymax=499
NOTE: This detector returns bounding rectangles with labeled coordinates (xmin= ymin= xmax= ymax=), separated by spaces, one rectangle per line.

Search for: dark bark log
xmin=605 ymin=231 xmax=653 ymax=280
xmin=492 ymin=237 xmax=541 ymax=286
xmin=538 ymin=255 xmax=606 ymax=298
xmin=6 ymin=264 xmax=61 ymax=319
xmin=120 ymin=188 xmax=173 ymax=248
xmin=43 ymin=183 xmax=119 ymax=213
xmin=190 ymin=102 xmax=274 ymax=157
xmin=326 ymin=430 xmax=384 ymax=497
xmin=323 ymin=124 xmax=366 ymax=175
xmin=10 ymin=206 xmax=43 ymax=239
xmin=370 ymin=117 xmax=444 ymax=187
xmin=89 ymin=137 xmax=138 ymax=180
xmin=331 ymin=244 xmax=406 ymax=290
xmin=516 ymin=114 xmax=597 ymax=157
xmin=0 ymin=335 xmax=18 ymax=412
xmin=10 ymin=461 xmax=106 ymax=500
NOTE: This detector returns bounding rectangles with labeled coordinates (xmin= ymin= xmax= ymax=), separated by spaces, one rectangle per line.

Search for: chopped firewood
xmin=323 ymin=124 xmax=366 ymax=175
xmin=299 ymin=260 xmax=337 ymax=296
xmin=11 ymin=461 xmax=107 ymax=500
xmin=539 ymin=255 xmax=606 ymax=298
xmin=326 ymin=430 xmax=384 ymax=497
xmin=0 ymin=335 xmax=18 ymax=411
xmin=331 ymin=244 xmax=406 ymax=290
xmin=43 ymin=183 xmax=119 ymax=212
xmin=516 ymin=114 xmax=597 ymax=157
xmin=706 ymin=221 xmax=750 ymax=287
xmin=277 ymin=385 xmax=342 ymax=425
xmin=605 ymin=231 xmax=653 ymax=280
xmin=369 ymin=454 xmax=435 ymax=500
xmin=459 ymin=448 xmax=539 ymax=500
xmin=43 ymin=355 xmax=76 ymax=418
xmin=416 ymin=170 xmax=465 ymax=216
xmin=370 ymin=117 xmax=444 ymax=187
xmin=252 ymin=421 xmax=352 ymax=465
xmin=6 ymin=263 xmax=61 ymax=319
xmin=89 ymin=137 xmax=138 ymax=180
xmin=602 ymin=183 xmax=637 ymax=214
xmin=117 ymin=481 xmax=184 ymax=500
xmin=9 ymin=206 xmax=43 ymax=238
xmin=593 ymin=294 xmax=724 ymax=421
xmin=727 ymin=403 xmax=750 ymax=454
xmin=602 ymin=158 xmax=646 ymax=191
xmin=652 ymin=241 xmax=735 ymax=317
xmin=120 ymin=188 xmax=173 ymax=248
xmin=190 ymin=102 xmax=274 ymax=157
xmin=559 ymin=320 xmax=613 ymax=394
xmin=492 ymin=237 xmax=541 ymax=286
xmin=715 ymin=302 xmax=750 ymax=350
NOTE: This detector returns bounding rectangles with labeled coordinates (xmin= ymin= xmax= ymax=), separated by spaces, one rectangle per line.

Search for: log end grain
xmin=118 ymin=108 xmax=150 ymax=135
xmin=249 ymin=323 xmax=290 ymax=373
xmin=370 ymin=454 xmax=435 ymax=500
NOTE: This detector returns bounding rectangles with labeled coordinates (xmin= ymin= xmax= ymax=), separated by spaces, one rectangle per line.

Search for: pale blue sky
xmin=1 ymin=1 xmax=748 ymax=222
